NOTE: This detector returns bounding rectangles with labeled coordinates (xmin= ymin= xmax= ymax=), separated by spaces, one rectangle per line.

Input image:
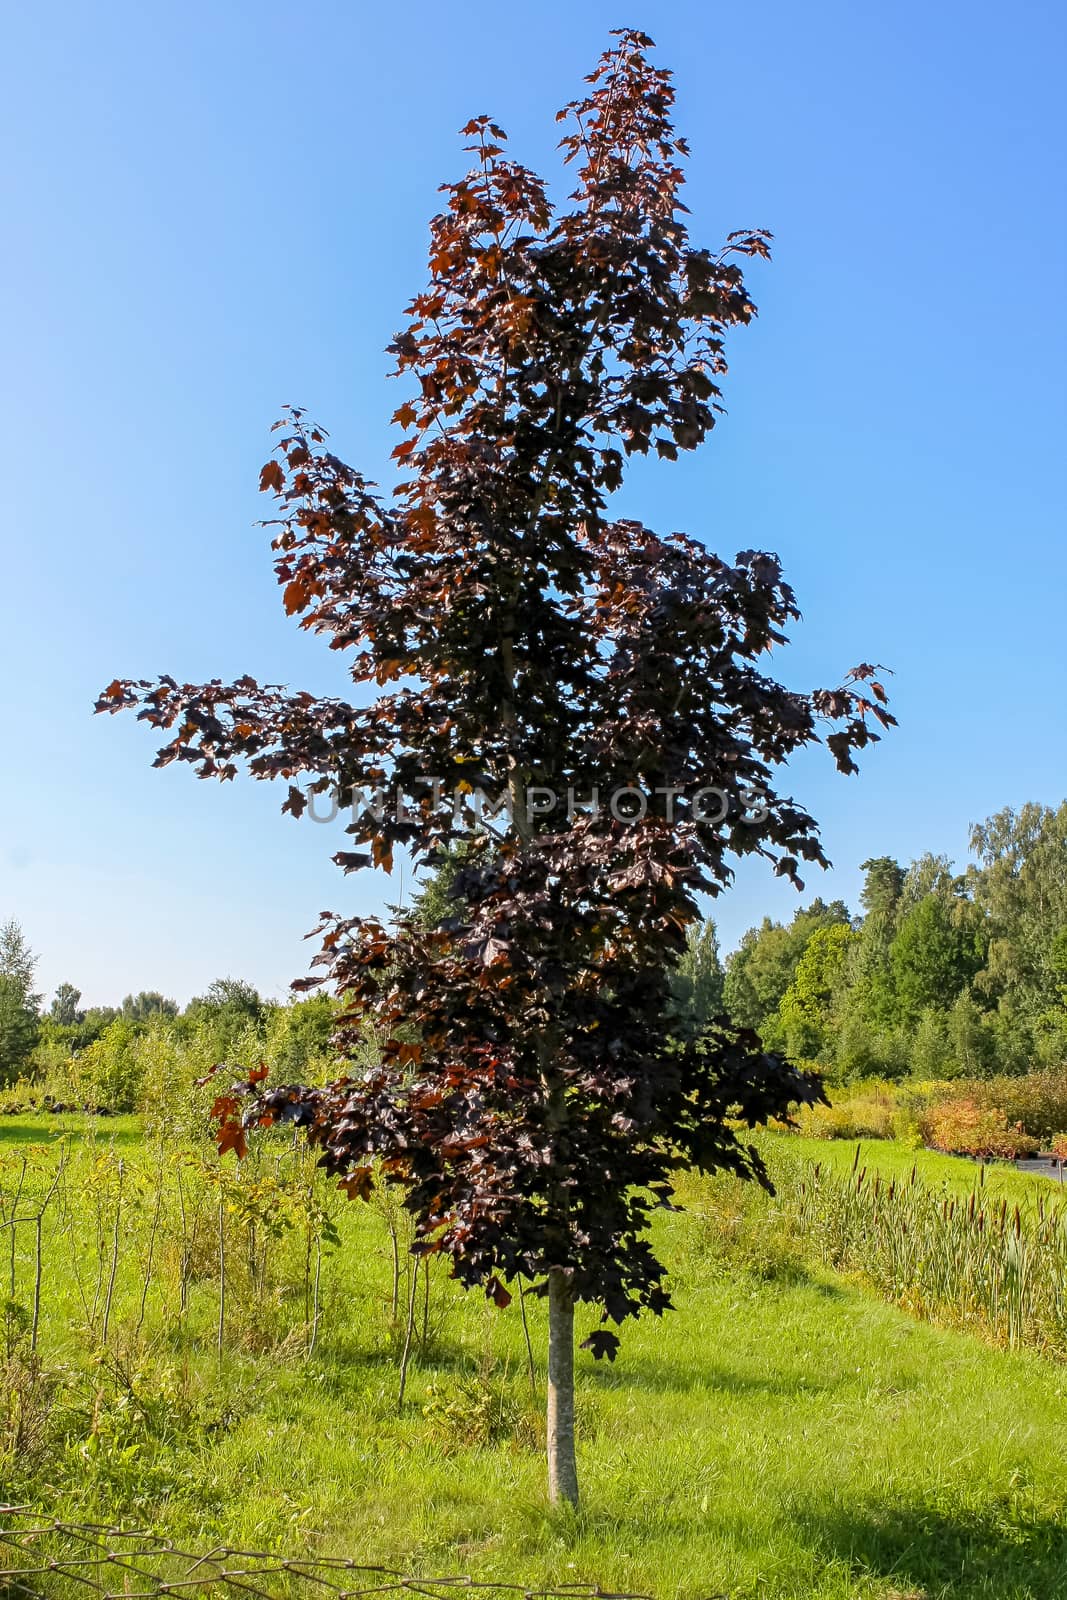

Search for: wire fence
xmin=0 ymin=1513 xmax=662 ymax=1600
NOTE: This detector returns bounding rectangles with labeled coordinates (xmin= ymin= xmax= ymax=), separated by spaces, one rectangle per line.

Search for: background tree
xmin=0 ymin=918 xmax=39 ymax=997
xmin=99 ymin=30 xmax=892 ymax=1504
xmin=831 ymin=1009 xmax=882 ymax=1083
xmin=946 ymin=991 xmax=993 ymax=1078
xmin=722 ymin=900 xmax=850 ymax=1037
xmin=775 ymin=921 xmax=856 ymax=1061
xmin=1050 ymin=927 xmax=1067 ymax=1005
xmin=841 ymin=855 xmax=905 ymax=1031
xmin=49 ymin=982 xmax=83 ymax=1026
xmin=969 ymin=803 xmax=1067 ymax=1063
xmin=267 ymin=993 xmax=338 ymax=1078
xmin=410 ymin=844 xmax=473 ymax=930
xmin=182 ymin=978 xmax=265 ymax=1057
xmin=0 ymin=919 xmax=40 ymax=1084
xmin=898 ymin=851 xmax=956 ymax=912
xmin=0 ymin=977 xmax=39 ymax=1084
xmin=721 ymin=811 xmax=1067 ymax=1082
xmin=889 ymin=894 xmax=982 ymax=1022
xmin=198 ymin=977 xmax=263 ymax=1017
xmin=669 ymin=919 xmax=725 ymax=1037
xmin=860 ymin=856 xmax=906 ymax=917
xmin=120 ymin=990 xmax=179 ymax=1022
xmin=70 ymin=1006 xmax=119 ymax=1049
xmin=911 ymin=1006 xmax=950 ymax=1079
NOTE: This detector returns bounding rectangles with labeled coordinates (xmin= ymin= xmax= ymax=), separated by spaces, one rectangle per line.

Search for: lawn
xmin=2 ymin=1116 xmax=1066 ymax=1599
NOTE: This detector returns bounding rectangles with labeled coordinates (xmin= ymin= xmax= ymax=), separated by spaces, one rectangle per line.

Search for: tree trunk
xmin=546 ymin=1267 xmax=579 ymax=1506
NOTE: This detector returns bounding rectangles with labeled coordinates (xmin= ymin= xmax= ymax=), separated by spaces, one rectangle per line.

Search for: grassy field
xmin=764 ymin=1132 xmax=1065 ymax=1207
xmin=2 ymin=1115 xmax=1067 ymax=1599
xmin=0 ymin=1113 xmax=144 ymax=1147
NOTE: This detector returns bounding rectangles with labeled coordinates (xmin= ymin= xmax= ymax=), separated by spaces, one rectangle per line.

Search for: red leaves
xmin=333 ymin=850 xmax=372 ymax=873
xmin=581 ymin=1327 xmax=620 ymax=1361
xmin=211 ymin=1096 xmax=247 ymax=1159
xmin=282 ymin=786 xmax=307 ymax=818
xmin=486 ymin=1277 xmax=512 ymax=1309
xmin=338 ymin=1166 xmax=375 ymax=1201
xmin=216 ymin=1120 xmax=248 ymax=1160
xmin=478 ymin=936 xmax=512 ymax=968
xmin=282 ymin=571 xmax=321 ymax=616
xmin=207 ymin=1063 xmax=270 ymax=1160
xmin=259 ymin=459 xmax=285 ymax=494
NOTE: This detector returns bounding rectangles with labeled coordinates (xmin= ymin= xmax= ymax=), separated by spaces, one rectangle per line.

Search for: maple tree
xmin=98 ymin=30 xmax=893 ymax=1505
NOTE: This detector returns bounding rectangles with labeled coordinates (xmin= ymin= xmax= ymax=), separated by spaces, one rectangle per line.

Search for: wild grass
xmin=771 ymin=1145 xmax=1067 ymax=1357
xmin=1 ymin=1114 xmax=1066 ymax=1599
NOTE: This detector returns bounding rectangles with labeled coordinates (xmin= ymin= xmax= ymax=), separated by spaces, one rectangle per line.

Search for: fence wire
xmin=0 ymin=1513 xmax=660 ymax=1600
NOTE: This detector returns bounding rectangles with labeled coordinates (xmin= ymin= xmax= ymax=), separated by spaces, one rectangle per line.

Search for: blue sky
xmin=2 ymin=0 xmax=1064 ymax=1007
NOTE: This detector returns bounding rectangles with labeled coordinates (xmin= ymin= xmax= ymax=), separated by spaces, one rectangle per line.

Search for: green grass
xmin=3 ymin=1116 xmax=1067 ymax=1599
xmin=763 ymin=1132 xmax=1064 ymax=1208
xmin=0 ymin=1111 xmax=143 ymax=1146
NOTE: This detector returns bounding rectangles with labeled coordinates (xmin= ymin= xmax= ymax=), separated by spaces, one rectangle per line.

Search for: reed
xmin=782 ymin=1143 xmax=1067 ymax=1356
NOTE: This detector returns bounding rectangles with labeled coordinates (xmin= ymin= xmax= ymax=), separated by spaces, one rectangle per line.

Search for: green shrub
xmin=947 ymin=993 xmax=995 ymax=1077
xmin=831 ymin=1013 xmax=881 ymax=1084
xmin=264 ymin=995 xmax=338 ymax=1079
xmin=1032 ymin=1008 xmax=1067 ymax=1069
xmin=0 ymin=1077 xmax=46 ymax=1115
xmin=138 ymin=1018 xmax=250 ymax=1140
xmin=798 ymin=1088 xmax=896 ymax=1141
xmin=70 ymin=1018 xmax=143 ymax=1112
xmin=980 ymin=1004 xmax=1034 ymax=1076
xmin=980 ymin=1070 xmax=1067 ymax=1141
xmin=885 ymin=1071 xmax=1067 ymax=1146
xmin=421 ymin=1375 xmax=536 ymax=1451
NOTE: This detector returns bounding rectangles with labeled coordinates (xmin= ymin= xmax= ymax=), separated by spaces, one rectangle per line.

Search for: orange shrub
xmin=922 ymin=1098 xmax=1040 ymax=1160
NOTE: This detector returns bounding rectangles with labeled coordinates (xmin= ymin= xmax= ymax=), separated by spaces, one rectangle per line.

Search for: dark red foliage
xmin=98 ymin=31 xmax=893 ymax=1357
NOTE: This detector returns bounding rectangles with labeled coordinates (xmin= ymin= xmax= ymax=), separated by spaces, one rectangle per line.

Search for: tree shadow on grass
xmin=581 ymin=1350 xmax=842 ymax=1400
xmin=794 ymin=1497 xmax=1067 ymax=1599
xmin=300 ymin=1336 xmax=485 ymax=1390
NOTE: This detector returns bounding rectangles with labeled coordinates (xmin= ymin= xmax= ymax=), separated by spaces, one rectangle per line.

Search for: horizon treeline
xmin=682 ymin=801 xmax=1067 ymax=1082
xmin=3 ymin=799 xmax=1065 ymax=1100
xmin=0 ymin=946 xmax=338 ymax=1105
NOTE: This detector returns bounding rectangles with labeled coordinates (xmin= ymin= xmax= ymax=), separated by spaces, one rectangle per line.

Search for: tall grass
xmin=778 ymin=1143 xmax=1067 ymax=1357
